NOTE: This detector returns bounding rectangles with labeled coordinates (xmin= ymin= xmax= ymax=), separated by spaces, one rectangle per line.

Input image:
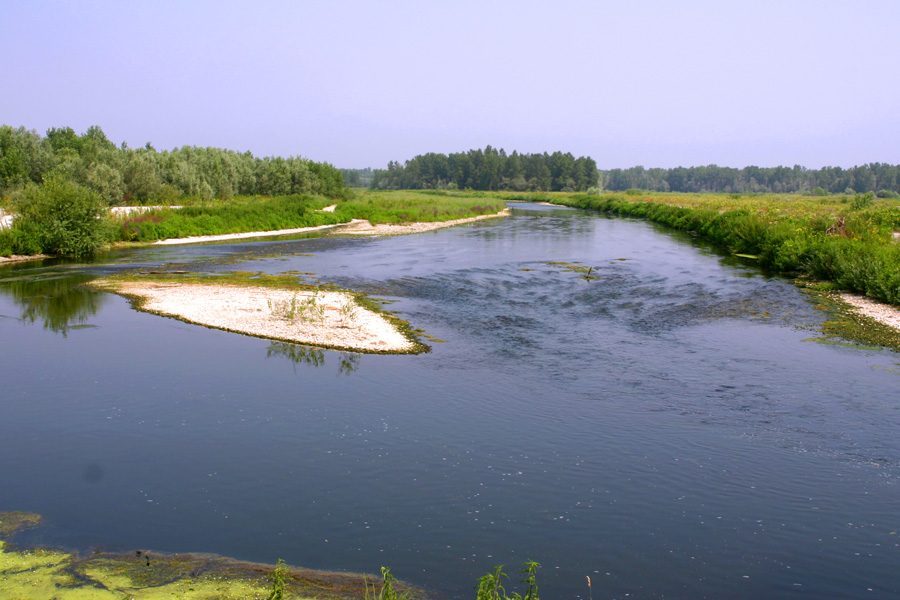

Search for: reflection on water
xmin=0 ymin=272 xmax=104 ymax=335
xmin=266 ymin=341 xmax=361 ymax=375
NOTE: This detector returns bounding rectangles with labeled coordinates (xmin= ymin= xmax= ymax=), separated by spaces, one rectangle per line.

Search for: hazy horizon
xmin=2 ymin=0 xmax=897 ymax=169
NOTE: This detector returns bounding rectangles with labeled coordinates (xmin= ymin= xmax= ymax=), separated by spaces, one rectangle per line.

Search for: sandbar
xmin=336 ymin=208 xmax=510 ymax=236
xmin=839 ymin=293 xmax=900 ymax=331
xmin=94 ymin=280 xmax=418 ymax=353
xmin=153 ymin=223 xmax=343 ymax=245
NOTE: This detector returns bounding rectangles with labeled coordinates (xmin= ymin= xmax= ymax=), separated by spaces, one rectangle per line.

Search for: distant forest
xmin=0 ymin=125 xmax=347 ymax=204
xmin=367 ymin=147 xmax=600 ymax=192
xmin=345 ymin=149 xmax=900 ymax=195
xmin=602 ymin=164 xmax=900 ymax=195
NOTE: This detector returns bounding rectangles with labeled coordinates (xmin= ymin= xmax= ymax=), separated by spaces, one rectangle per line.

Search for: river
xmin=1 ymin=203 xmax=898 ymax=598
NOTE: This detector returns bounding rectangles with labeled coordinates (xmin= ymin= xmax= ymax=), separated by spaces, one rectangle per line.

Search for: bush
xmin=13 ymin=176 xmax=110 ymax=257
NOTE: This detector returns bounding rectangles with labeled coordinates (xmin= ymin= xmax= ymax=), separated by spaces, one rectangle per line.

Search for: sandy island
xmin=839 ymin=293 xmax=900 ymax=331
xmin=336 ymin=208 xmax=510 ymax=236
xmin=94 ymin=280 xmax=417 ymax=353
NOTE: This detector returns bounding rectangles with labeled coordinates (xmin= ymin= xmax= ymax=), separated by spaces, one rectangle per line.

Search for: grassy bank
xmin=520 ymin=191 xmax=899 ymax=306
xmin=335 ymin=190 xmax=507 ymax=225
xmin=112 ymin=190 xmax=507 ymax=243
xmin=115 ymin=194 xmax=347 ymax=242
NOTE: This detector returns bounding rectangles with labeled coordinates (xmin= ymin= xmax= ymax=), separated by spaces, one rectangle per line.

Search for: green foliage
xmin=602 ymin=163 xmax=900 ymax=194
xmin=0 ymin=124 xmax=349 ymax=204
xmin=337 ymin=190 xmax=506 ymax=224
xmin=850 ymin=192 xmax=874 ymax=210
xmin=365 ymin=566 xmax=411 ymax=600
xmin=115 ymin=194 xmax=344 ymax=241
xmin=12 ymin=176 xmax=111 ymax=258
xmin=267 ymin=558 xmax=287 ymax=600
xmin=476 ymin=562 xmax=541 ymax=600
xmin=371 ymin=147 xmax=597 ymax=192
xmin=550 ymin=192 xmax=900 ymax=305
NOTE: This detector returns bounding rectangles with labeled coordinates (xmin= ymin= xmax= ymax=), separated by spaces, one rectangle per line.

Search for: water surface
xmin=1 ymin=204 xmax=898 ymax=598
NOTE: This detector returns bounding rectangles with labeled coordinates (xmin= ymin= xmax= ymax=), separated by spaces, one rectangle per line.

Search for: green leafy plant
xmin=12 ymin=175 xmax=110 ymax=258
xmin=267 ymin=558 xmax=287 ymax=600
xmin=476 ymin=562 xmax=541 ymax=600
xmin=365 ymin=566 xmax=410 ymax=600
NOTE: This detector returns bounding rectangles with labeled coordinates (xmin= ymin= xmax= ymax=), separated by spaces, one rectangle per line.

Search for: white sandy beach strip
xmin=839 ymin=293 xmax=900 ymax=331
xmin=101 ymin=281 xmax=415 ymax=353
xmin=153 ymin=223 xmax=343 ymax=245
xmin=336 ymin=209 xmax=510 ymax=236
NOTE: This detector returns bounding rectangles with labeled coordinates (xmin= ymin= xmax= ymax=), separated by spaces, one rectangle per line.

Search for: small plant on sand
xmin=268 ymin=291 xmax=326 ymax=324
xmin=339 ymin=299 xmax=359 ymax=328
xmin=365 ymin=566 xmax=410 ymax=600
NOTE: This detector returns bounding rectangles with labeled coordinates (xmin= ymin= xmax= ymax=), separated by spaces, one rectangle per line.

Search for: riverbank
xmin=540 ymin=192 xmax=900 ymax=307
xmin=0 ymin=253 xmax=48 ymax=265
xmin=336 ymin=208 xmax=510 ymax=236
xmin=839 ymin=293 xmax=900 ymax=330
xmin=90 ymin=276 xmax=422 ymax=354
xmin=0 ymin=511 xmax=423 ymax=599
xmin=142 ymin=208 xmax=510 ymax=245
xmin=153 ymin=222 xmax=343 ymax=245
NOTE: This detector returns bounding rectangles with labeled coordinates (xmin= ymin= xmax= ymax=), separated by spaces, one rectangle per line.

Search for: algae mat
xmin=0 ymin=512 xmax=419 ymax=599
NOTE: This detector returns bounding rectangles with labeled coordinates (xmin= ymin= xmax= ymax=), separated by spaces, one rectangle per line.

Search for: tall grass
xmin=336 ymin=190 xmax=506 ymax=225
xmin=115 ymin=194 xmax=345 ymax=242
xmin=548 ymin=192 xmax=900 ymax=305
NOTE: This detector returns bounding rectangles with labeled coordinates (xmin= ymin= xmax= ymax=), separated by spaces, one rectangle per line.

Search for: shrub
xmin=13 ymin=175 xmax=110 ymax=258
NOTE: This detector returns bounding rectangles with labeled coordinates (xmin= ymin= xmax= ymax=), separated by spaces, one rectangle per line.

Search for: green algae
xmin=0 ymin=512 xmax=41 ymax=537
xmin=800 ymin=285 xmax=900 ymax=352
xmin=545 ymin=261 xmax=599 ymax=280
xmin=0 ymin=512 xmax=424 ymax=599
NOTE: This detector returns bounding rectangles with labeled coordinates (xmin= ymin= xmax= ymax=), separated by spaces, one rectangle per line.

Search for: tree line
xmin=368 ymin=146 xmax=599 ymax=192
xmin=600 ymin=164 xmax=900 ymax=195
xmin=0 ymin=125 xmax=347 ymax=204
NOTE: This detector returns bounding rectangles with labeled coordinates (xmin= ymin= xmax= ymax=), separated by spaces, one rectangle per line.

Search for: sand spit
xmin=839 ymin=293 xmax=900 ymax=331
xmin=0 ymin=253 xmax=48 ymax=264
xmin=336 ymin=208 xmax=510 ymax=236
xmin=95 ymin=280 xmax=417 ymax=353
xmin=153 ymin=223 xmax=343 ymax=245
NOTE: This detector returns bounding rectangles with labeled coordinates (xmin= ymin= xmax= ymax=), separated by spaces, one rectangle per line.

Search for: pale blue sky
xmin=1 ymin=0 xmax=898 ymax=168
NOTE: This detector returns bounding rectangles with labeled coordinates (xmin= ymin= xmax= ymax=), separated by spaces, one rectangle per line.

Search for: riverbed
xmin=1 ymin=203 xmax=898 ymax=598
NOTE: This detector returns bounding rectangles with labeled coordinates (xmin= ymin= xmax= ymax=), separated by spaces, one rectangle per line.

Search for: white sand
xmin=153 ymin=223 xmax=343 ymax=245
xmin=96 ymin=280 xmax=416 ymax=353
xmin=336 ymin=209 xmax=510 ymax=236
xmin=839 ymin=293 xmax=900 ymax=331
xmin=0 ymin=254 xmax=48 ymax=264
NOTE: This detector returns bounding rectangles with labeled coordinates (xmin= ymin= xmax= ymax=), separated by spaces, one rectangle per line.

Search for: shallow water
xmin=1 ymin=203 xmax=898 ymax=599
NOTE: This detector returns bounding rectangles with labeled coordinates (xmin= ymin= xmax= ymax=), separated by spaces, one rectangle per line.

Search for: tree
xmin=13 ymin=175 xmax=109 ymax=258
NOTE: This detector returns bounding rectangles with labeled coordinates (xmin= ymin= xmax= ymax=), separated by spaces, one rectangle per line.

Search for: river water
xmin=1 ymin=203 xmax=898 ymax=598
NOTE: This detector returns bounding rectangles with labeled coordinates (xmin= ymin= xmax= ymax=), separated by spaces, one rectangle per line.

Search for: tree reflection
xmin=0 ymin=273 xmax=104 ymax=336
xmin=266 ymin=341 xmax=361 ymax=375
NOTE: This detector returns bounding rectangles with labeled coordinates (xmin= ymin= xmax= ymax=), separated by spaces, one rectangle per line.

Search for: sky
xmin=1 ymin=0 xmax=898 ymax=169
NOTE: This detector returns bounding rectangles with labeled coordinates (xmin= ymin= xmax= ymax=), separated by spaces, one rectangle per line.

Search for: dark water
xmin=1 ymin=204 xmax=898 ymax=599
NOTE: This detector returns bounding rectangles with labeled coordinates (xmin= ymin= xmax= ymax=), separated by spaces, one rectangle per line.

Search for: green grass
xmin=0 ymin=229 xmax=13 ymax=256
xmin=115 ymin=194 xmax=346 ymax=242
xmin=335 ymin=189 xmax=507 ymax=225
xmin=533 ymin=191 xmax=900 ymax=306
xmin=112 ymin=190 xmax=507 ymax=243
